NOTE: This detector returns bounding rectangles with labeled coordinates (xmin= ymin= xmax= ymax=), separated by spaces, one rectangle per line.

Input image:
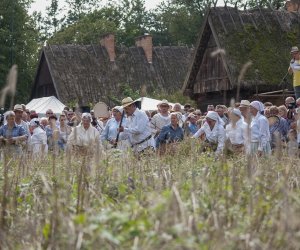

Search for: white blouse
xmin=225 ymin=119 xmax=248 ymax=145
xmin=193 ymin=122 xmax=225 ymax=154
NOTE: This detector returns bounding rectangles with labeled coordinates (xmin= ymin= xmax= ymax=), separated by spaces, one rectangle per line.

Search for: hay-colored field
xmin=0 ymin=140 xmax=299 ymax=249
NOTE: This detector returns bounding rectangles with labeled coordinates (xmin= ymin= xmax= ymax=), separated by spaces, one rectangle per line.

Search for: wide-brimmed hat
xmin=291 ymin=46 xmax=299 ymax=54
xmin=13 ymin=104 xmax=23 ymax=112
xmin=239 ymin=100 xmax=250 ymax=107
xmin=121 ymin=97 xmax=135 ymax=108
xmin=158 ymin=99 xmax=169 ymax=107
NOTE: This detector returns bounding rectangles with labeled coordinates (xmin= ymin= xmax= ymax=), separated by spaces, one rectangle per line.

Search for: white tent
xmin=136 ymin=97 xmax=183 ymax=111
xmin=26 ymin=96 xmax=66 ymax=117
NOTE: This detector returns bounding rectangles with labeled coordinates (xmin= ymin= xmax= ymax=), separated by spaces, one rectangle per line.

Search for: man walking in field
xmin=118 ymin=97 xmax=155 ymax=155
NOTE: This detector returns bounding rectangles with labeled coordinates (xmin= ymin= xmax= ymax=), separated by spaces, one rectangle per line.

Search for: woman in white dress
xmin=29 ymin=118 xmax=48 ymax=158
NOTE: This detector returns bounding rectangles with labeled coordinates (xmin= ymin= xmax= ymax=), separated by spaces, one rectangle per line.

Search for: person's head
xmin=194 ymin=110 xmax=202 ymax=120
xmin=216 ymin=105 xmax=225 ymax=117
xmin=250 ymin=101 xmax=263 ymax=116
xmin=30 ymin=113 xmax=39 ymax=119
xmin=63 ymin=106 xmax=69 ymax=111
xmin=264 ymin=108 xmax=270 ymax=118
xmin=67 ymin=111 xmax=74 ymax=121
xmin=6 ymin=111 xmax=15 ymax=126
xmin=291 ymin=46 xmax=300 ymax=60
xmin=205 ymin=111 xmax=219 ymax=129
xmin=122 ymin=97 xmax=136 ymax=116
xmin=285 ymin=96 xmax=295 ymax=108
xmin=170 ymin=113 xmax=180 ymax=127
xmin=269 ymin=106 xmax=279 ymax=116
xmin=48 ymin=114 xmax=57 ymax=127
xmin=278 ymin=105 xmax=288 ymax=118
xmin=112 ymin=106 xmax=123 ymax=120
xmin=158 ymin=100 xmax=170 ymax=114
xmin=81 ymin=113 xmax=92 ymax=129
xmin=40 ymin=117 xmax=48 ymax=128
xmin=230 ymin=108 xmax=242 ymax=123
xmin=239 ymin=100 xmax=250 ymax=115
xmin=234 ymin=102 xmax=241 ymax=108
xmin=207 ymin=105 xmax=215 ymax=112
xmin=46 ymin=109 xmax=54 ymax=118
xmin=188 ymin=113 xmax=197 ymax=124
xmin=264 ymin=102 xmax=273 ymax=108
xmin=29 ymin=118 xmax=39 ymax=133
xmin=173 ymin=103 xmax=182 ymax=113
xmin=184 ymin=104 xmax=191 ymax=113
xmin=59 ymin=114 xmax=67 ymax=125
xmin=13 ymin=104 xmax=23 ymax=121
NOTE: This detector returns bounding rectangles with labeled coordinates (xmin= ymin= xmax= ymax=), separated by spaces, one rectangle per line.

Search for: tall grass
xmin=0 ymin=140 xmax=299 ymax=249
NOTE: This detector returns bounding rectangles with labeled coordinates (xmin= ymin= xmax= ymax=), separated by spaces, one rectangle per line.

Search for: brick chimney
xmin=100 ymin=33 xmax=116 ymax=62
xmin=135 ymin=34 xmax=153 ymax=64
xmin=286 ymin=0 xmax=300 ymax=12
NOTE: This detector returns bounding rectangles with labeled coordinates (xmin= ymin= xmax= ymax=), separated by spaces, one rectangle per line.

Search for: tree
xmin=0 ymin=0 xmax=39 ymax=105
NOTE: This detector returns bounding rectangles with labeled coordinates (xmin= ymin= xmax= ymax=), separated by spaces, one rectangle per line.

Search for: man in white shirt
xmin=118 ymin=97 xmax=155 ymax=154
xmin=67 ymin=113 xmax=101 ymax=155
xmin=150 ymin=99 xmax=171 ymax=138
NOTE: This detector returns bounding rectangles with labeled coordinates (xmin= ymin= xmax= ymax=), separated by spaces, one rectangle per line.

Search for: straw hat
xmin=13 ymin=104 xmax=23 ymax=112
xmin=239 ymin=100 xmax=250 ymax=107
xmin=158 ymin=99 xmax=169 ymax=107
xmin=290 ymin=46 xmax=299 ymax=54
xmin=121 ymin=97 xmax=135 ymax=108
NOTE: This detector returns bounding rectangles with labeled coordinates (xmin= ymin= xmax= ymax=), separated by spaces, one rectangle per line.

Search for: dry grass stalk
xmin=236 ymin=60 xmax=253 ymax=101
xmin=210 ymin=48 xmax=226 ymax=58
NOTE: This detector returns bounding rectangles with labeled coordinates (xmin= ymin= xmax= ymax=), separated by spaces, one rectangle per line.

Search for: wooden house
xmin=31 ymin=34 xmax=193 ymax=107
xmin=182 ymin=6 xmax=300 ymax=109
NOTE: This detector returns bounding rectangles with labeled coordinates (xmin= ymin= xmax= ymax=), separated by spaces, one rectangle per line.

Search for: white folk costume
xmin=249 ymin=101 xmax=271 ymax=155
xmin=67 ymin=113 xmax=101 ymax=154
xmin=225 ymin=109 xmax=248 ymax=153
xmin=30 ymin=119 xmax=48 ymax=157
xmin=121 ymin=108 xmax=155 ymax=153
xmin=193 ymin=111 xmax=225 ymax=154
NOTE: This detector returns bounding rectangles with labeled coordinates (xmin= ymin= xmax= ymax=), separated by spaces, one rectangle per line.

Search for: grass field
xmin=0 ymin=140 xmax=299 ymax=249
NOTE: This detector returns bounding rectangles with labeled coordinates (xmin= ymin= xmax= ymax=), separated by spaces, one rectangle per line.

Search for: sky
xmin=29 ymin=0 xmax=164 ymax=15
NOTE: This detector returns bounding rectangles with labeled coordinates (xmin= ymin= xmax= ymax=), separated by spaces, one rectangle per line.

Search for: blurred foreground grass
xmin=0 ymin=140 xmax=299 ymax=249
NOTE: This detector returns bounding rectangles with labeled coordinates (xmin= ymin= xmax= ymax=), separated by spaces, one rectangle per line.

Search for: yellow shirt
xmin=292 ymin=59 xmax=300 ymax=87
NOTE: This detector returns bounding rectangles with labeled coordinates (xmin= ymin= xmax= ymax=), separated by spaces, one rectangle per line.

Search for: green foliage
xmin=0 ymin=0 xmax=39 ymax=105
xmin=225 ymin=24 xmax=300 ymax=86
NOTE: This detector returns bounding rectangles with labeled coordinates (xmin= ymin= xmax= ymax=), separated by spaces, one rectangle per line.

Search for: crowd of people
xmin=0 ymin=95 xmax=300 ymax=159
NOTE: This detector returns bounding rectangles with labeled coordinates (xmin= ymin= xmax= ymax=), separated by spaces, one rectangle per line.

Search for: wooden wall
xmin=32 ymin=54 xmax=57 ymax=99
xmin=193 ymin=35 xmax=230 ymax=94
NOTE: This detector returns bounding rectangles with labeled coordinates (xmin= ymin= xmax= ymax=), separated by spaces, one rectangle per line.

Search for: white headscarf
xmin=232 ymin=108 xmax=242 ymax=118
xmin=81 ymin=113 xmax=92 ymax=120
xmin=205 ymin=111 xmax=224 ymax=125
xmin=250 ymin=101 xmax=264 ymax=112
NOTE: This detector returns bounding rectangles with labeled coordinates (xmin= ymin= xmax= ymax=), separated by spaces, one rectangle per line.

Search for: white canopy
xmin=136 ymin=97 xmax=183 ymax=111
xmin=26 ymin=96 xmax=65 ymax=116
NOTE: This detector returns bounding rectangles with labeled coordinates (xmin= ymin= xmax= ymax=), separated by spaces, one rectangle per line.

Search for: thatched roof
xmin=182 ymin=6 xmax=300 ymax=95
xmin=32 ymin=44 xmax=193 ymax=106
